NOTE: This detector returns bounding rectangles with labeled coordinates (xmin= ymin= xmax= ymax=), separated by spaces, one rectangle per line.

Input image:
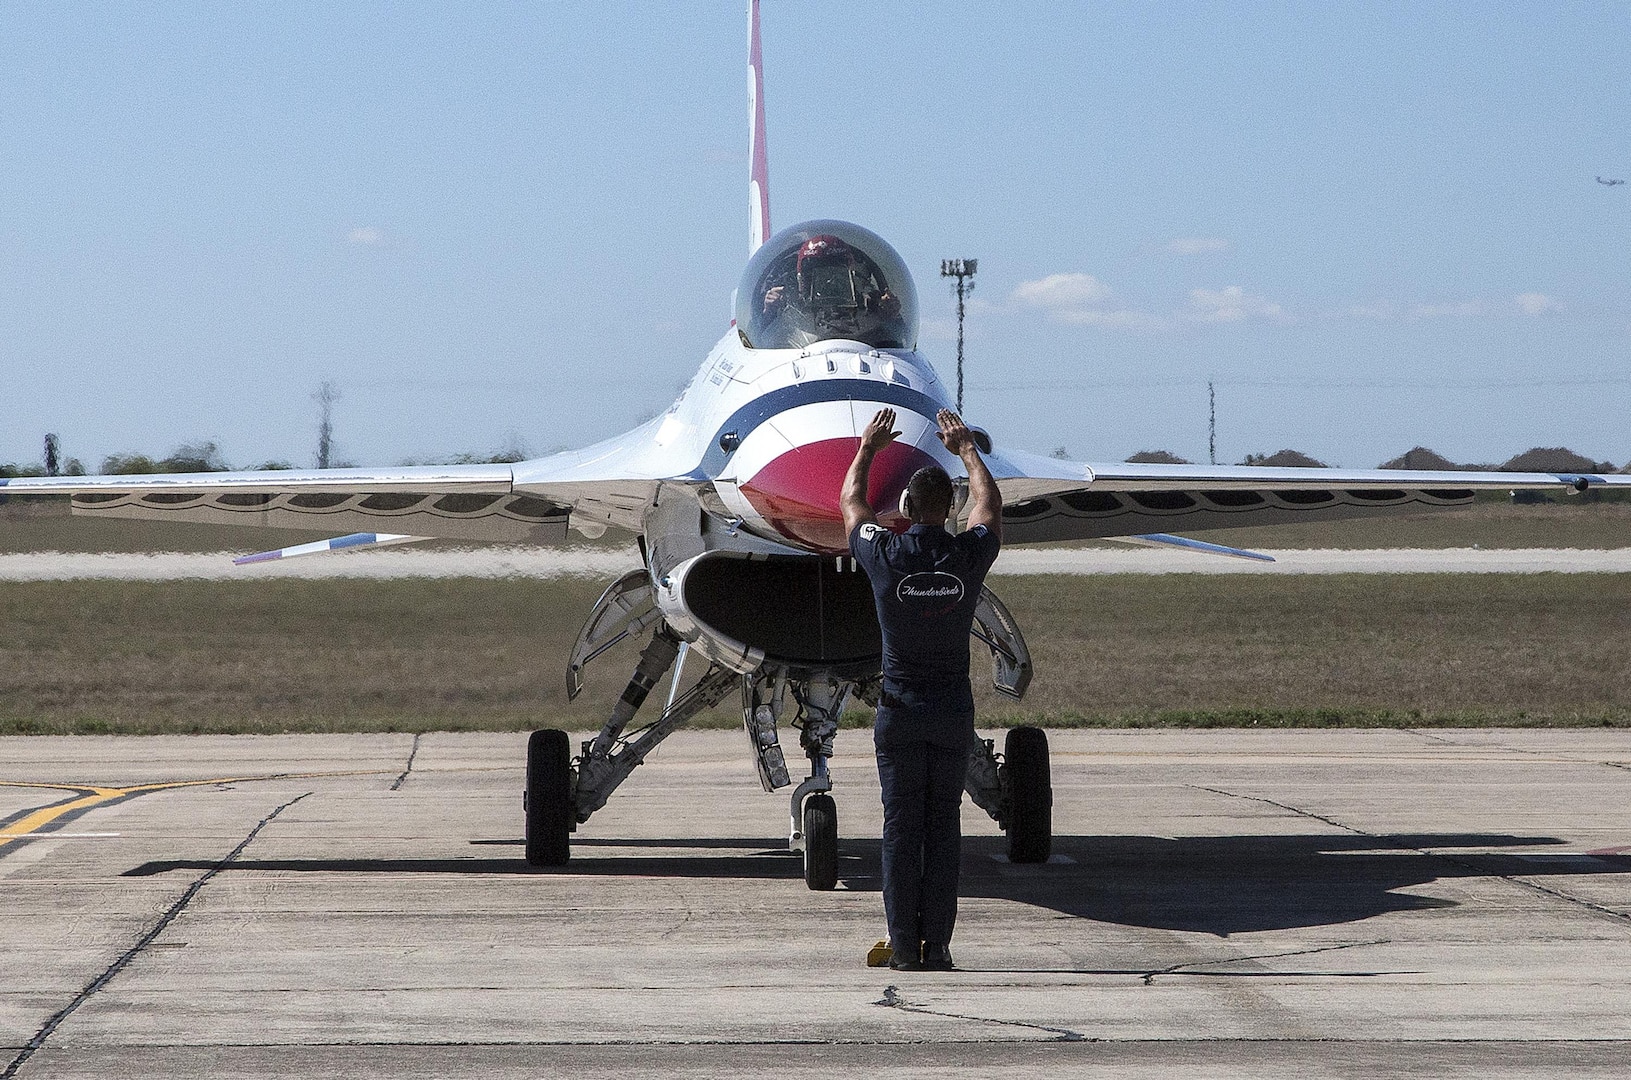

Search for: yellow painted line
xmin=0 ymin=769 xmax=391 ymax=852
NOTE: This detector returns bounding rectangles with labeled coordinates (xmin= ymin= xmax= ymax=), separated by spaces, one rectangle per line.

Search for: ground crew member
xmin=841 ymin=406 xmax=1002 ymax=972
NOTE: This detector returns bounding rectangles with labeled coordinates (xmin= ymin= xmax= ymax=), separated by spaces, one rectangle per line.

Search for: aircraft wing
xmin=984 ymin=447 xmax=1631 ymax=546
xmin=0 ymin=456 xmax=665 ymax=545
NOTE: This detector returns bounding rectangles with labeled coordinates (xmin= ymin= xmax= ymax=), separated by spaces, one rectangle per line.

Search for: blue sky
xmin=4 ymin=2 xmax=1628 ymax=471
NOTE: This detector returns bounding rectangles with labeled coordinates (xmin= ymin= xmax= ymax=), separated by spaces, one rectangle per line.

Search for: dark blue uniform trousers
xmin=875 ymin=737 xmax=967 ymax=955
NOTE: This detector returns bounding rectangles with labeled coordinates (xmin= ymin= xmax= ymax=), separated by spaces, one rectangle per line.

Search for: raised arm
xmin=841 ymin=408 xmax=899 ymax=536
xmin=936 ymin=409 xmax=1001 ymax=539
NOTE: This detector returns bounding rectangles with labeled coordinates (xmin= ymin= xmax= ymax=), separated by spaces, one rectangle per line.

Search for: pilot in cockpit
xmin=739 ymin=221 xmax=917 ymax=351
xmin=760 ymin=235 xmax=899 ymax=344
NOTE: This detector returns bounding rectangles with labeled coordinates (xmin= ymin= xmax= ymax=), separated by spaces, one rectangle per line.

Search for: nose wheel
xmin=801 ymin=792 xmax=838 ymax=890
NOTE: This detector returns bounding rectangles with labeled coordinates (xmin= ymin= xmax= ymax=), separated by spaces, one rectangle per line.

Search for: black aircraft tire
xmin=1004 ymin=726 xmax=1052 ymax=864
xmin=525 ymin=729 xmax=573 ymax=867
xmin=803 ymin=792 xmax=839 ymax=891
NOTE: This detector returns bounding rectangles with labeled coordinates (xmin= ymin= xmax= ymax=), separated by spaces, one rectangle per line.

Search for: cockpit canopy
xmin=735 ymin=220 xmax=919 ymax=351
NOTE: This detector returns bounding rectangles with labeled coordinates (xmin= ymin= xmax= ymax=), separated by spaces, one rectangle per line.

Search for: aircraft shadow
xmin=120 ymin=830 xmax=1631 ymax=935
xmin=945 ymin=832 xmax=1627 ymax=935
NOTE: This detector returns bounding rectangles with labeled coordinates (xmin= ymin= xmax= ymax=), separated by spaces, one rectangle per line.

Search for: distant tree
xmin=253 ymin=460 xmax=296 ymax=471
xmin=493 ymin=430 xmax=529 ymax=463
xmin=1125 ymin=450 xmax=1191 ymax=464
xmin=159 ymin=441 xmax=230 ymax=472
xmin=1049 ymin=446 xmax=1070 ymax=460
xmin=101 ymin=441 xmax=231 ymax=475
xmin=43 ymin=433 xmax=60 ymax=477
xmin=1379 ymin=446 xmax=1460 ymax=471
xmin=63 ymin=458 xmax=85 ymax=476
xmin=405 ymin=433 xmax=533 ymax=466
xmin=2 ymin=460 xmax=59 ymax=478
xmin=1500 ymin=447 xmax=1604 ymax=473
xmin=1239 ymin=449 xmax=1327 ymax=468
xmin=100 ymin=453 xmax=160 ymax=475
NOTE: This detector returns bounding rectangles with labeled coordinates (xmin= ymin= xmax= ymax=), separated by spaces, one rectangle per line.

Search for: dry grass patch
xmin=2 ymin=574 xmax=1629 ymax=734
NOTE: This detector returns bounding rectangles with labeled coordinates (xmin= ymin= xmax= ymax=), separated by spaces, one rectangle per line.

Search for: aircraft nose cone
xmin=739 ymin=437 xmax=937 ymax=553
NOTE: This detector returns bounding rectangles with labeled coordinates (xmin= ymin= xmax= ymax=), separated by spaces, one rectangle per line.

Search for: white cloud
xmin=1515 ymin=292 xmax=1561 ymax=316
xmin=1165 ymin=236 xmax=1230 ymax=256
xmin=1408 ymin=294 xmax=1562 ymax=319
xmin=1054 ymin=308 xmax=1168 ymax=330
xmin=1350 ymin=301 xmax=1401 ymax=320
xmin=1411 ymin=300 xmax=1483 ymax=318
xmin=1010 ymin=272 xmax=1111 ymax=310
xmin=1008 ymin=273 xmax=1165 ymax=330
xmin=347 ymin=226 xmax=385 ymax=246
xmin=1187 ymin=285 xmax=1288 ymax=324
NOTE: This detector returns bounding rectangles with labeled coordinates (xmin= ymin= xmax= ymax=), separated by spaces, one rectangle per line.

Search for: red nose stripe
xmin=739 ymin=437 xmax=937 ymax=554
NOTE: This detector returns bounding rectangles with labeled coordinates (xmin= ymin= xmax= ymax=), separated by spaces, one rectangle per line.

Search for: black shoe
xmin=887 ymin=942 xmax=923 ymax=971
xmin=920 ymin=942 xmax=956 ymax=971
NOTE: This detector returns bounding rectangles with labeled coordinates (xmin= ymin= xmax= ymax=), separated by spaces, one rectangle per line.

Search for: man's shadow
xmin=123 ymin=829 xmax=1627 ymax=936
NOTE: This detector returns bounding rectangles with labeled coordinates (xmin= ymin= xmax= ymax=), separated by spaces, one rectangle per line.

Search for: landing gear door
xmin=972 ymin=585 xmax=1032 ymax=700
xmin=568 ymin=569 xmax=660 ymax=700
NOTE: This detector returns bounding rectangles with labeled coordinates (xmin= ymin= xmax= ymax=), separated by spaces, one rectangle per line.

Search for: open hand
xmin=861 ymin=408 xmax=900 ymax=452
xmin=936 ymin=409 xmax=977 ymax=455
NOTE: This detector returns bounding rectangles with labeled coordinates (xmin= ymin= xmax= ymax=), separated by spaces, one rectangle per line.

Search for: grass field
xmin=2 ymin=574 xmax=1627 ymax=735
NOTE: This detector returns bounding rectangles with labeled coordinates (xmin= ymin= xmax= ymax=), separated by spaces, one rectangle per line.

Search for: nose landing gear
xmin=753 ymin=673 xmax=852 ymax=891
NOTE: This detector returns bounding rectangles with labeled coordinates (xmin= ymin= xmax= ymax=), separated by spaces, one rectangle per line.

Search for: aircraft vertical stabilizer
xmin=748 ymin=0 xmax=771 ymax=254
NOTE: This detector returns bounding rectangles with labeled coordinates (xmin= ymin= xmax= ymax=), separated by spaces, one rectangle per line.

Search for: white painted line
xmin=5 ymin=547 xmax=1631 ymax=580
xmin=993 ymin=547 xmax=1631 ymax=576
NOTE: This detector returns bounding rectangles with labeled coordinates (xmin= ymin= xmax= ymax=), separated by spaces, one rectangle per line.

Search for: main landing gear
xmin=964 ymin=727 xmax=1052 ymax=864
xmin=526 ymin=572 xmax=1052 ymax=878
xmin=524 ymin=729 xmax=572 ymax=866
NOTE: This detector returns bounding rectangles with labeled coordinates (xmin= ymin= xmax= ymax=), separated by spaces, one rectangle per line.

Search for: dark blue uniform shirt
xmin=850 ymin=520 xmax=1001 ymax=749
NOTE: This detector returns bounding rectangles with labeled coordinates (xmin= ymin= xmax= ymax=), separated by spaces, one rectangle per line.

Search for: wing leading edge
xmin=984 ymin=450 xmax=1631 ymax=546
xmin=1 ymin=455 xmax=671 ymax=546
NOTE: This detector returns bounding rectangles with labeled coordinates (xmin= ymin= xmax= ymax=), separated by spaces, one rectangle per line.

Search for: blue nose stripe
xmin=694 ymin=379 xmax=945 ymax=478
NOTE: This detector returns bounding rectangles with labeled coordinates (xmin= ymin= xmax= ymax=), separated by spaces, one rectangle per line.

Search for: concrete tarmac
xmin=4 ymin=728 xmax=1631 ymax=1077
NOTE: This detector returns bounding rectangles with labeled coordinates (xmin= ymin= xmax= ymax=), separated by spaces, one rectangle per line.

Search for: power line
xmin=975 ymin=375 xmax=1631 ymax=393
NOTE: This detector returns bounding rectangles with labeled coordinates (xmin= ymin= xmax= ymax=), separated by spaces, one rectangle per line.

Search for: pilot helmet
xmin=795 ymin=235 xmax=858 ymax=307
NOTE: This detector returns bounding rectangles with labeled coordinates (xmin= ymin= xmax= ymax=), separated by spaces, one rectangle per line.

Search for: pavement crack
xmin=1192 ymin=784 xmax=1631 ymax=930
xmin=389 ymin=734 xmax=422 ymax=791
xmin=1139 ymin=940 xmax=1389 ymax=985
xmin=1402 ymin=728 xmax=1457 ymax=745
xmin=1189 ymin=785 xmax=1376 ymax=839
xmin=658 ymin=887 xmax=695 ymax=940
xmin=871 ymin=985 xmax=1090 ymax=1042
xmin=1 ymin=791 xmax=311 ymax=1080
xmin=1453 ymin=862 xmax=1631 ymax=926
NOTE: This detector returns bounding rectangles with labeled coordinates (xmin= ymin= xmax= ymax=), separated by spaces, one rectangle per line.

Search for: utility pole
xmin=314 ymin=382 xmax=339 ymax=469
xmin=940 ymin=259 xmax=977 ymax=413
xmin=1208 ymin=380 xmax=1217 ymax=465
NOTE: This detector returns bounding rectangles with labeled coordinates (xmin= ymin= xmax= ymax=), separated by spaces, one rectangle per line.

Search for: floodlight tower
xmin=1208 ymin=379 xmax=1217 ymax=465
xmin=940 ymin=258 xmax=977 ymax=413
